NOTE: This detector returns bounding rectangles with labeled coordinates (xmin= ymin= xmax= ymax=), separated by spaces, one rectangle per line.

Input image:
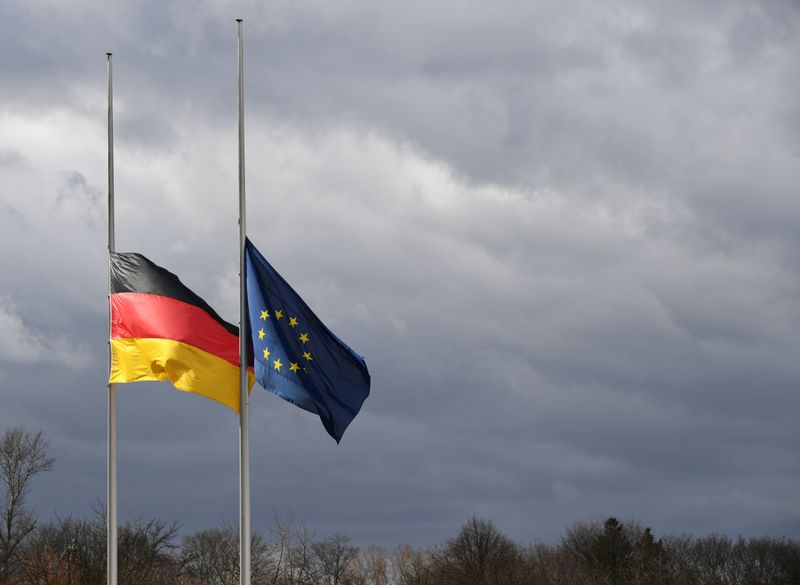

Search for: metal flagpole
xmin=106 ymin=52 xmax=118 ymax=585
xmin=236 ymin=19 xmax=252 ymax=585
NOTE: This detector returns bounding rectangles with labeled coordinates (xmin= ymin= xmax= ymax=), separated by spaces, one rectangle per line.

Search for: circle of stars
xmin=258 ymin=306 xmax=312 ymax=376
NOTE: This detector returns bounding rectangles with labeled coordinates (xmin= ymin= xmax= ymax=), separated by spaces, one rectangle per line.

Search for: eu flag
xmin=245 ymin=239 xmax=370 ymax=442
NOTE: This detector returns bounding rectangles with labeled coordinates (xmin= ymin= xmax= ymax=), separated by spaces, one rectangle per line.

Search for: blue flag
xmin=245 ymin=239 xmax=370 ymax=442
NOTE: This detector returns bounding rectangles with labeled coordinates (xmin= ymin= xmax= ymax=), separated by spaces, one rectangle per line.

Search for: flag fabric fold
xmin=109 ymin=252 xmax=253 ymax=412
xmin=244 ymin=239 xmax=370 ymax=442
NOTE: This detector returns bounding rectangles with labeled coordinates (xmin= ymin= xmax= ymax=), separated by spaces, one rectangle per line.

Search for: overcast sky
xmin=1 ymin=0 xmax=799 ymax=547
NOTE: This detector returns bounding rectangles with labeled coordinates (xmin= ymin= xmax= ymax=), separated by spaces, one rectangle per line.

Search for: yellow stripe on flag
xmin=110 ymin=337 xmax=253 ymax=412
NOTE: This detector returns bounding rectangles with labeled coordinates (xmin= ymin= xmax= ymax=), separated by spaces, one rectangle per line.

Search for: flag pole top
xmin=236 ymin=18 xmax=243 ymax=22
xmin=106 ymin=52 xmax=112 ymax=56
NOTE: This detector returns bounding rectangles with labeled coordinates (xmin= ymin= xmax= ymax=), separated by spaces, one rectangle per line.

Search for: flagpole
xmin=106 ymin=52 xmax=118 ymax=585
xmin=236 ymin=19 xmax=251 ymax=585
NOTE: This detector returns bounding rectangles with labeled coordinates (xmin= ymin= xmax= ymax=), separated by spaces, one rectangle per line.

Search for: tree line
xmin=3 ymin=426 xmax=799 ymax=585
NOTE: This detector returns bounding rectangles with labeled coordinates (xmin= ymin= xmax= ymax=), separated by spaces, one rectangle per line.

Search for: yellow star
xmin=289 ymin=316 xmax=298 ymax=328
xmin=302 ymin=351 xmax=312 ymax=361
xmin=289 ymin=362 xmax=300 ymax=373
xmin=299 ymin=333 xmax=310 ymax=344
xmin=273 ymin=358 xmax=282 ymax=371
xmin=258 ymin=328 xmax=265 ymax=340
xmin=275 ymin=309 xmax=284 ymax=320
xmin=260 ymin=309 xmax=269 ymax=320
xmin=262 ymin=347 xmax=270 ymax=360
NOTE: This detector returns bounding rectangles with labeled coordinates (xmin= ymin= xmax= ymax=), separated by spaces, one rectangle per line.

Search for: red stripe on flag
xmin=111 ymin=292 xmax=240 ymax=367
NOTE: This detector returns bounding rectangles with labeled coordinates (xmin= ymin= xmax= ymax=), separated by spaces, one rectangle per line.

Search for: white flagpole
xmin=106 ymin=52 xmax=118 ymax=585
xmin=236 ymin=19 xmax=252 ymax=585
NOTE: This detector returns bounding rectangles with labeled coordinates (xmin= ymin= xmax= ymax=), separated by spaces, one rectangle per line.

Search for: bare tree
xmin=118 ymin=516 xmax=181 ymax=585
xmin=16 ymin=516 xmax=95 ymax=585
xmin=0 ymin=426 xmax=54 ymax=583
xmin=181 ymin=526 xmax=239 ymax=585
xmin=435 ymin=517 xmax=520 ymax=585
xmin=288 ymin=522 xmax=318 ymax=585
xmin=266 ymin=514 xmax=320 ymax=585
xmin=313 ymin=533 xmax=358 ymax=585
xmin=392 ymin=544 xmax=433 ymax=585
xmin=360 ymin=545 xmax=389 ymax=585
xmin=181 ymin=522 xmax=271 ymax=585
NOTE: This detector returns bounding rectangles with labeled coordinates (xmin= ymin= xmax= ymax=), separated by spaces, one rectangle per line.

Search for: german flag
xmin=109 ymin=252 xmax=252 ymax=412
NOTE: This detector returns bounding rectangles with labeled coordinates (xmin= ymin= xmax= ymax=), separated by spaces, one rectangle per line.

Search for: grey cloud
xmin=0 ymin=205 xmax=25 ymax=227
xmin=1 ymin=0 xmax=799 ymax=550
xmin=55 ymin=171 xmax=103 ymax=227
xmin=0 ymin=149 xmax=28 ymax=169
xmin=0 ymin=299 xmax=91 ymax=368
xmin=117 ymin=109 xmax=179 ymax=151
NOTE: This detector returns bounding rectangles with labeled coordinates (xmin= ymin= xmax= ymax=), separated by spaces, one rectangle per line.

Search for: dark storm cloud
xmin=0 ymin=0 xmax=798 ymax=548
